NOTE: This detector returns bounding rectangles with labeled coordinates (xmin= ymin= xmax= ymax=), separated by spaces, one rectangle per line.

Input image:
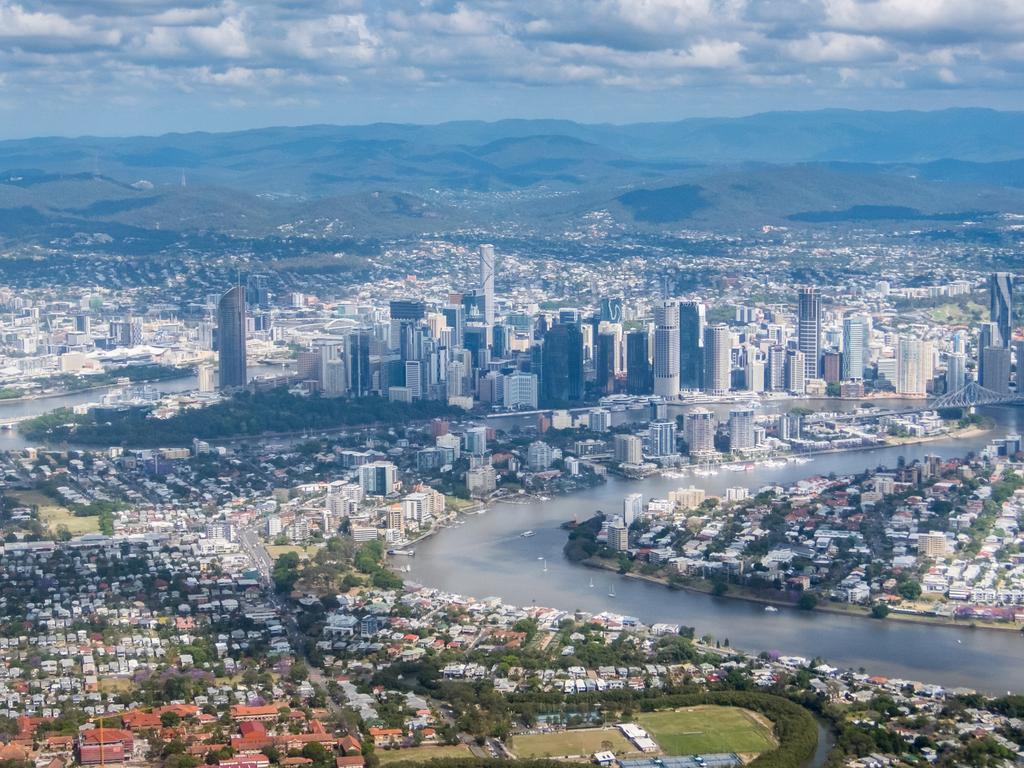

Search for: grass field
xmin=375 ymin=745 xmax=472 ymax=764
xmin=927 ymin=299 xmax=985 ymax=326
xmin=636 ymin=706 xmax=776 ymax=756
xmin=511 ymin=728 xmax=637 ymax=758
xmin=11 ymin=490 xmax=99 ymax=535
xmin=265 ymin=544 xmax=321 ymax=560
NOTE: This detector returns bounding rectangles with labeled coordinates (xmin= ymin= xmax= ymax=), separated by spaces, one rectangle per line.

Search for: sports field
xmin=375 ymin=745 xmax=472 ymax=764
xmin=11 ymin=490 xmax=99 ymax=535
xmin=636 ymin=706 xmax=776 ymax=756
xmin=511 ymin=727 xmax=637 ymax=758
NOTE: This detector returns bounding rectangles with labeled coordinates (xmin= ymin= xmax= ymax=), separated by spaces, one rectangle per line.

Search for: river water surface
xmin=409 ymin=405 xmax=1024 ymax=694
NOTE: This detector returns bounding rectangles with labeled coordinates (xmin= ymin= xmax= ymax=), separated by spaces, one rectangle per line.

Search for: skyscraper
xmin=842 ymin=314 xmax=867 ymax=380
xmin=946 ymin=352 xmax=966 ymax=392
xmin=702 ymin=323 xmax=731 ymax=395
xmin=595 ymin=330 xmax=617 ymax=396
xmin=480 ymin=244 xmax=495 ymax=325
xmin=217 ymin=286 xmax=246 ymax=389
xmin=541 ymin=322 xmax=583 ymax=403
xmin=653 ymin=300 xmax=680 ymax=398
xmin=989 ymin=272 xmax=1013 ymax=349
xmin=785 ymin=349 xmax=806 ymax=393
xmin=897 ymin=337 xmax=933 ymax=396
xmin=767 ymin=345 xmax=786 ymax=391
xmin=728 ymin=408 xmax=755 ymax=452
xmin=797 ymin=287 xmax=821 ymax=380
xmin=685 ymin=408 xmax=717 ymax=455
xmin=626 ymin=329 xmax=652 ymax=395
xmin=678 ymin=300 xmax=705 ymax=390
xmin=980 ymin=346 xmax=1011 ymax=394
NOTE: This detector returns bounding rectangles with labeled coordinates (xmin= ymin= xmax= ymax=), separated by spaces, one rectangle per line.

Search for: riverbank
xmin=580 ymin=557 xmax=1024 ymax=634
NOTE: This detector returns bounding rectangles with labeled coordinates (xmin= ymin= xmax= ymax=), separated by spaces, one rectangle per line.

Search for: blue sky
xmin=4 ymin=0 xmax=1024 ymax=138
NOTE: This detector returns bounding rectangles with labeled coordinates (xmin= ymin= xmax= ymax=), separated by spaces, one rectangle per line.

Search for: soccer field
xmin=636 ymin=705 xmax=777 ymax=756
xmin=511 ymin=728 xmax=637 ymax=758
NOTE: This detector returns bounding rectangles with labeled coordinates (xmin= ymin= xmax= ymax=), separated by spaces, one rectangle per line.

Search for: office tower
xmin=491 ymin=323 xmax=508 ymax=358
xmin=979 ymin=320 xmax=1001 ymax=366
xmin=822 ymin=350 xmax=841 ymax=384
xmin=729 ymin=407 xmax=755 ymax=452
xmin=197 ymin=364 xmax=215 ymax=394
xmin=685 ymin=408 xmax=717 ymax=454
xmin=600 ymin=297 xmax=624 ymax=323
xmin=358 ymin=461 xmax=397 ymax=496
xmin=503 ymin=371 xmax=538 ymax=409
xmin=442 ymin=304 xmax=464 ymax=348
xmin=323 ymin=359 xmax=347 ymax=396
xmin=541 ymin=323 xmax=584 ymax=403
xmin=678 ymin=300 xmax=705 ymax=390
xmin=952 ymin=330 xmax=966 ymax=355
xmin=297 ymin=349 xmax=323 ymax=382
xmin=745 ymin=358 xmax=765 ymax=393
xmin=596 ymin=330 xmax=617 ymax=396
xmin=785 ymin=349 xmax=806 ymax=393
xmin=110 ymin=317 xmax=143 ymax=347
xmin=626 ymin=329 xmax=652 ymax=395
xmin=702 ymin=323 xmax=731 ymax=395
xmin=653 ymin=300 xmax=680 ymax=397
xmin=480 ymin=244 xmax=495 ymax=325
xmin=842 ymin=315 xmax=867 ymax=380
xmin=980 ymin=346 xmax=1011 ymax=394
xmin=73 ymin=312 xmax=90 ymax=334
xmin=246 ymin=273 xmax=270 ymax=309
xmin=767 ymin=345 xmax=786 ymax=391
xmin=464 ymin=426 xmax=488 ymax=455
xmin=404 ymin=360 xmax=423 ymax=399
xmin=648 ymin=421 xmax=677 ymax=456
xmin=946 ymin=352 xmax=966 ymax=392
xmin=613 ymin=434 xmax=643 ymax=464
xmin=446 ymin=359 xmax=466 ymax=397
xmin=990 ymin=272 xmax=1013 ymax=348
xmin=588 ymin=408 xmax=611 ymax=432
xmin=623 ymin=494 xmax=643 ymax=527
xmin=559 ymin=308 xmax=581 ymax=325
xmin=217 ymin=286 xmax=247 ymax=389
xmin=797 ymin=286 xmax=821 ymax=380
xmin=346 ymin=330 xmax=372 ymax=397
xmin=897 ymin=337 xmax=933 ymax=396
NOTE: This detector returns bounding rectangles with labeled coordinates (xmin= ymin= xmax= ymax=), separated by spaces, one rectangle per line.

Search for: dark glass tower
xmin=595 ymin=330 xmax=616 ymax=396
xmin=217 ymin=286 xmax=247 ymax=389
xmin=626 ymin=329 xmax=652 ymax=395
xmin=678 ymin=300 xmax=704 ymax=390
xmin=541 ymin=323 xmax=583 ymax=404
xmin=989 ymin=272 xmax=1013 ymax=348
xmin=797 ymin=287 xmax=821 ymax=380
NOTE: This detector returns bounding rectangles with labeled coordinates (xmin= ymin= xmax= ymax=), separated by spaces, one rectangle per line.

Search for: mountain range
xmin=4 ymin=109 xmax=1024 ymax=244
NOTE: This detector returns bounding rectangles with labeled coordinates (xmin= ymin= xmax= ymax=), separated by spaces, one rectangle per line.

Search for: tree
xmin=871 ymin=603 xmax=890 ymax=619
xmin=160 ymin=711 xmax=182 ymax=728
xmin=898 ymin=580 xmax=922 ymax=600
xmin=797 ymin=593 xmax=818 ymax=611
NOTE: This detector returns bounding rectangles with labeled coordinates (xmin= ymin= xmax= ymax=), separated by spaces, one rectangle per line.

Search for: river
xmin=410 ymin=404 xmax=1024 ymax=694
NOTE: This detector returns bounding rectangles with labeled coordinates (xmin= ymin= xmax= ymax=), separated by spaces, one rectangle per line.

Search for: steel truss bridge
xmin=929 ymin=380 xmax=1024 ymax=410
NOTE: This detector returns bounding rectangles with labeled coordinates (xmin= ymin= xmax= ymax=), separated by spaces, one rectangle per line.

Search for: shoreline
xmin=578 ymin=558 xmax=1024 ymax=634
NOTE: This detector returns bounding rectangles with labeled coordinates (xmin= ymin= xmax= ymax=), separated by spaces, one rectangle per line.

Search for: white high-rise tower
xmin=480 ymin=244 xmax=495 ymax=326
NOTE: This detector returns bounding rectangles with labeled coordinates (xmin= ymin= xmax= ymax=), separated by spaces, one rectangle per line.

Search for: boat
xmin=387 ymin=549 xmax=416 ymax=557
xmin=521 ymin=530 xmax=536 ymax=538
xmin=764 ymin=606 xmax=779 ymax=613
xmin=589 ymin=577 xmax=594 ymax=588
xmin=608 ymin=584 xmax=616 ymax=598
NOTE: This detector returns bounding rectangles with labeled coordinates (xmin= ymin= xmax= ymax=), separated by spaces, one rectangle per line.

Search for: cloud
xmin=1 ymin=0 xmax=1024 ymax=134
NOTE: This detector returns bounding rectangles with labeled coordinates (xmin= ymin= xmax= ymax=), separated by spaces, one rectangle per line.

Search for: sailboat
xmin=542 ymin=559 xmax=548 ymax=573
xmin=589 ymin=577 xmax=594 ymax=588
xmin=608 ymin=583 xmax=616 ymax=598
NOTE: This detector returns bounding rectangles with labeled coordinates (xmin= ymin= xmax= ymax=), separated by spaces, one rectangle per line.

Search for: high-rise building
xmin=648 ymin=421 xmax=677 ymax=456
xmin=745 ymin=357 xmax=765 ymax=393
xmin=246 ymin=273 xmax=270 ymax=309
xmin=503 ymin=371 xmax=538 ymax=409
xmin=980 ymin=346 xmax=1011 ymax=394
xmin=989 ymin=272 xmax=1013 ymax=349
xmin=197 ymin=364 xmax=215 ymax=394
xmin=480 ymin=244 xmax=496 ymax=326
xmin=729 ymin=407 xmax=755 ymax=452
xmin=608 ymin=517 xmax=629 ymax=552
xmin=822 ymin=350 xmax=841 ymax=384
xmin=595 ymin=330 xmax=617 ymax=396
xmin=541 ymin=323 xmax=584 ymax=403
xmin=767 ymin=345 xmax=786 ymax=391
xmin=678 ymin=300 xmax=705 ymax=390
xmin=946 ymin=352 xmax=966 ymax=392
xmin=842 ymin=315 xmax=867 ymax=380
xmin=685 ymin=408 xmax=717 ymax=455
xmin=358 ymin=461 xmax=398 ymax=496
xmin=653 ymin=300 xmax=680 ymax=397
xmin=785 ymin=349 xmax=806 ymax=393
xmin=626 ymin=329 xmax=652 ymax=395
xmin=217 ymin=286 xmax=247 ymax=389
xmin=614 ymin=434 xmax=643 ymax=464
xmin=897 ymin=337 xmax=934 ymax=396
xmin=702 ymin=323 xmax=731 ymax=395
xmin=623 ymin=493 xmax=643 ymax=527
xmin=797 ymin=287 xmax=821 ymax=380
xmin=346 ymin=330 xmax=372 ymax=397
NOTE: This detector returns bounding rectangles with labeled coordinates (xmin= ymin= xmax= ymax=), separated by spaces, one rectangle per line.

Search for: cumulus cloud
xmin=0 ymin=0 xmax=1023 ymax=131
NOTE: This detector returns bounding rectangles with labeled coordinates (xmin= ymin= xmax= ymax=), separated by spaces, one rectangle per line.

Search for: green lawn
xmin=375 ymin=745 xmax=473 ymax=764
xmin=265 ymin=544 xmax=321 ymax=561
xmin=511 ymin=728 xmax=637 ymax=759
xmin=11 ymin=490 xmax=100 ymax=536
xmin=636 ymin=706 xmax=776 ymax=756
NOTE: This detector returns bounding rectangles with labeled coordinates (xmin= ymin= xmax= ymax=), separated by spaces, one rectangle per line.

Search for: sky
xmin=3 ymin=0 xmax=1024 ymax=138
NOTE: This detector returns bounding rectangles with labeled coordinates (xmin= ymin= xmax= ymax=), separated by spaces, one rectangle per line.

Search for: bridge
xmin=929 ymin=381 xmax=1024 ymax=410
